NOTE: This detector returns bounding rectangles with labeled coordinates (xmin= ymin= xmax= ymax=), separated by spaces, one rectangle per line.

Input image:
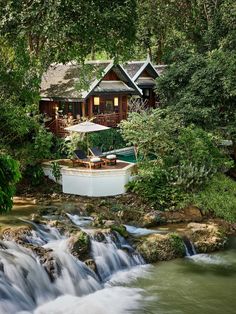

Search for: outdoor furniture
xmin=89 ymin=147 xmax=117 ymax=166
xmin=73 ymin=149 xmax=102 ymax=169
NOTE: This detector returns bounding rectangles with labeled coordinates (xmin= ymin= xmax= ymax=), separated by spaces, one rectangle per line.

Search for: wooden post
xmin=123 ymin=96 xmax=128 ymax=120
xmin=119 ymin=95 xmax=123 ymax=122
xmin=82 ymin=101 xmax=86 ymax=118
xmin=88 ymin=96 xmax=93 ymax=118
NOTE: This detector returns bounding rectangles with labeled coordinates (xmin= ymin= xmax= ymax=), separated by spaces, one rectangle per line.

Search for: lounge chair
xmin=73 ymin=149 xmax=102 ymax=168
xmin=89 ymin=147 xmax=117 ymax=165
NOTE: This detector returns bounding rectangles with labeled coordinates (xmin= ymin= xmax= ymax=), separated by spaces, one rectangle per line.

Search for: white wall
xmin=42 ymin=162 xmax=134 ymax=197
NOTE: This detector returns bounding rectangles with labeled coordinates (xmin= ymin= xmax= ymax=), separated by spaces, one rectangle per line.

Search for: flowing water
xmin=0 ymin=208 xmax=236 ymax=314
xmin=130 ymin=237 xmax=236 ymax=314
xmin=0 ymin=214 xmax=146 ymax=314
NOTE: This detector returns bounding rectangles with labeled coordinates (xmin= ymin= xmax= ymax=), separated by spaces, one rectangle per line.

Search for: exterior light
xmin=94 ymin=97 xmax=100 ymax=106
xmin=114 ymin=97 xmax=119 ymax=106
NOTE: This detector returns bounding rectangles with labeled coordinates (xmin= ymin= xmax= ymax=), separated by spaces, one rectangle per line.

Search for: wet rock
xmin=141 ymin=210 xmax=167 ymax=227
xmin=103 ymin=220 xmax=116 ymax=228
xmin=136 ymin=233 xmax=185 ymax=263
xmin=31 ymin=213 xmax=43 ymax=224
xmin=110 ymin=225 xmax=129 ymax=238
xmin=26 ymin=245 xmax=61 ymax=281
xmin=48 ymin=220 xmax=78 ymax=236
xmin=186 ymin=222 xmax=227 ymax=253
xmin=68 ymin=231 xmax=90 ymax=261
xmin=84 ymin=259 xmax=97 ymax=273
xmin=1 ymin=226 xmax=33 ymax=243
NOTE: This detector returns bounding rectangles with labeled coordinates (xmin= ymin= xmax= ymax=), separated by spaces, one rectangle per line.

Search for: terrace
xmin=42 ymin=159 xmax=136 ymax=197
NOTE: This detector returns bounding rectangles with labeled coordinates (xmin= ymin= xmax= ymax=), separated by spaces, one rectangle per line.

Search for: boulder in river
xmin=68 ymin=231 xmax=90 ymax=261
xmin=136 ymin=233 xmax=185 ymax=263
xmin=186 ymin=222 xmax=227 ymax=253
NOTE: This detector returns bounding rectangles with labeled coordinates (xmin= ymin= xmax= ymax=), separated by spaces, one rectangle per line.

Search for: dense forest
xmin=0 ymin=0 xmax=235 ymax=220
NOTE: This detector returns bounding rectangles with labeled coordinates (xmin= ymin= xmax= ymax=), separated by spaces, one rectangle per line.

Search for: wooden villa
xmin=40 ymin=59 xmax=165 ymax=136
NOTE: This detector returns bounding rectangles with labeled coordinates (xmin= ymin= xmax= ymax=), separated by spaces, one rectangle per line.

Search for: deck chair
xmin=73 ymin=149 xmax=102 ymax=168
xmin=89 ymin=147 xmax=117 ymax=165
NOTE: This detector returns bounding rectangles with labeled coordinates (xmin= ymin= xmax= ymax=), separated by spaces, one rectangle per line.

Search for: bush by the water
xmin=0 ymin=154 xmax=21 ymax=212
xmin=182 ymin=174 xmax=236 ymax=222
xmin=122 ymin=110 xmax=232 ymax=210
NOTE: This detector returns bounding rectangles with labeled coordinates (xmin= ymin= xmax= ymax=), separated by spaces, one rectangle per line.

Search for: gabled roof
xmin=123 ymin=61 xmax=145 ymax=78
xmin=131 ymin=60 xmax=159 ymax=83
xmin=123 ymin=60 xmax=161 ymax=88
xmin=40 ymin=60 xmax=141 ymax=100
xmin=154 ymin=65 xmax=167 ymax=76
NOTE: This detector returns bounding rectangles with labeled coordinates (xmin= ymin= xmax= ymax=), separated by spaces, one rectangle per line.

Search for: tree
xmin=136 ymin=0 xmax=235 ymax=63
xmin=157 ymin=49 xmax=236 ymax=140
xmin=0 ymin=0 xmax=137 ymax=66
xmin=120 ymin=109 xmax=231 ymax=209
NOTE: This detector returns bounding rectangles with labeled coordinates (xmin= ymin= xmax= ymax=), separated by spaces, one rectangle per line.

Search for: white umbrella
xmin=65 ymin=121 xmax=110 ymax=133
xmin=65 ymin=121 xmax=110 ymax=154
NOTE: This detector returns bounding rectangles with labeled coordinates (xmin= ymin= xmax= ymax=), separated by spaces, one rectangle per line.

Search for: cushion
xmin=90 ymin=157 xmax=101 ymax=163
xmin=106 ymin=154 xmax=117 ymax=160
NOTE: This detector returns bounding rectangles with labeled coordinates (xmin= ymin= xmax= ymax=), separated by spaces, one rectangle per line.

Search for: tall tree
xmin=0 ymin=0 xmax=137 ymax=66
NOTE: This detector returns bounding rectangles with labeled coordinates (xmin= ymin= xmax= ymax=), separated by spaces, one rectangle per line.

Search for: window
xmin=105 ymin=100 xmax=114 ymax=113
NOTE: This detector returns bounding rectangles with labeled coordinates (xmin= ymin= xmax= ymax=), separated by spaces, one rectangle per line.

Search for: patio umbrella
xmin=65 ymin=121 xmax=110 ymax=133
xmin=65 ymin=121 xmax=110 ymax=153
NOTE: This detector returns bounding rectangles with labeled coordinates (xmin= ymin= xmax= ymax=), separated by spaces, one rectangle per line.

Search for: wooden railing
xmin=93 ymin=113 xmax=127 ymax=127
xmin=45 ymin=118 xmax=71 ymax=137
xmin=46 ymin=113 xmax=127 ymax=136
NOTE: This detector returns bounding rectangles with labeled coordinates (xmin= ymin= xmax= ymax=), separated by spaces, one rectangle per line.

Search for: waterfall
xmin=0 ymin=219 xmax=145 ymax=313
xmin=183 ymin=237 xmax=197 ymax=256
xmin=90 ymin=232 xmax=144 ymax=281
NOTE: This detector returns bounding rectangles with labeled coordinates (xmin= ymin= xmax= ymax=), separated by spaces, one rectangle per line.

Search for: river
xmin=0 ymin=205 xmax=235 ymax=314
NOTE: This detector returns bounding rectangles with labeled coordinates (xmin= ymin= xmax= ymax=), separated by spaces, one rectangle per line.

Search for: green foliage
xmin=24 ymin=164 xmax=45 ymax=187
xmin=32 ymin=127 xmax=54 ymax=160
xmin=89 ymin=129 xmax=125 ymax=152
xmin=120 ymin=109 xmax=182 ymax=160
xmin=122 ymin=110 xmax=232 ymax=210
xmin=0 ymin=154 xmax=21 ymax=213
xmin=157 ymin=50 xmax=236 ymax=137
xmin=51 ymin=161 xmax=61 ymax=183
xmin=136 ymin=0 xmax=236 ymax=63
xmin=63 ymin=133 xmax=87 ymax=159
xmin=0 ymin=0 xmax=137 ymax=65
xmin=182 ymin=174 xmax=236 ymax=222
xmin=169 ymin=233 xmax=185 ymax=256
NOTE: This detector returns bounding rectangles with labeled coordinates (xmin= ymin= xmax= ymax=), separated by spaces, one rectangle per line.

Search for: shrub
xmin=126 ymin=122 xmax=232 ymax=210
xmin=0 ymin=154 xmax=21 ymax=213
xmin=183 ymin=174 xmax=236 ymax=222
xmin=89 ymin=128 xmax=125 ymax=152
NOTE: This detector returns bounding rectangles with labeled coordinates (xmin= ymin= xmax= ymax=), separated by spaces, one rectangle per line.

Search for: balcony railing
xmin=93 ymin=112 xmax=127 ymax=127
xmin=45 ymin=112 xmax=127 ymax=136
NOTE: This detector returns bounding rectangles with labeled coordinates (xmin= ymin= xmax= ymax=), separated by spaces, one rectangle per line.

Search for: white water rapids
xmin=0 ymin=215 xmax=147 ymax=314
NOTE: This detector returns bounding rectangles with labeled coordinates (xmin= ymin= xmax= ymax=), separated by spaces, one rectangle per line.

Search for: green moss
xmin=111 ymin=225 xmax=129 ymax=238
xmin=169 ymin=233 xmax=185 ymax=256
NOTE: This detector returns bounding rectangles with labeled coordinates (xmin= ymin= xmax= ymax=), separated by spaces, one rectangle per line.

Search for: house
xmin=40 ymin=59 xmax=165 ymax=136
xmin=123 ymin=59 xmax=160 ymax=108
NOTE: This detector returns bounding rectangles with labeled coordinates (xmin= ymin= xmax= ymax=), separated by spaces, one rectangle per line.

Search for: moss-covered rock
xmin=68 ymin=231 xmax=90 ymax=261
xmin=111 ymin=224 xmax=129 ymax=238
xmin=136 ymin=233 xmax=185 ymax=263
xmin=186 ymin=222 xmax=227 ymax=253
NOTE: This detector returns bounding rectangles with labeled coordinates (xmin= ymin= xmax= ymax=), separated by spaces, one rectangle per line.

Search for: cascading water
xmin=183 ymin=236 xmax=197 ymax=256
xmin=0 ymin=215 xmax=146 ymax=314
xmin=90 ymin=232 xmax=144 ymax=281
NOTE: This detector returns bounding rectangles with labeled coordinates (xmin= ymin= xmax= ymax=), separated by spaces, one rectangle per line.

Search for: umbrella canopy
xmin=65 ymin=121 xmax=110 ymax=133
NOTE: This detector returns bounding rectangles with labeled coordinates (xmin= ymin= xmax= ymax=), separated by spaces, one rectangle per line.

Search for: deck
xmin=42 ymin=159 xmax=135 ymax=197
